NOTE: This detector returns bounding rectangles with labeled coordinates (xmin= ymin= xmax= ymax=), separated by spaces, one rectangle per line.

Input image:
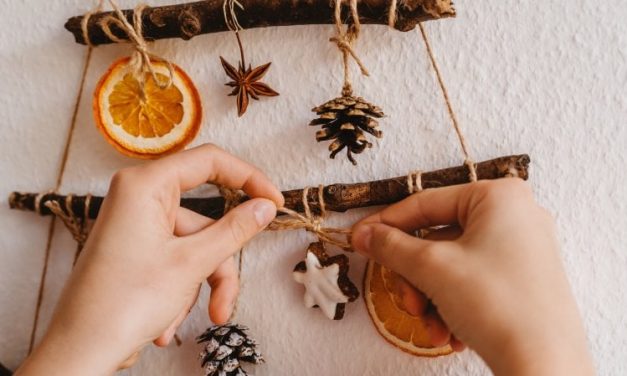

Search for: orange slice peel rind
xmin=364 ymin=260 xmax=454 ymax=357
xmin=93 ymin=57 xmax=202 ymax=159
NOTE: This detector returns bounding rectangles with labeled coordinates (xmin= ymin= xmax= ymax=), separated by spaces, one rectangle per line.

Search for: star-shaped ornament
xmin=220 ymin=56 xmax=279 ymax=117
xmin=293 ymin=242 xmax=359 ymax=320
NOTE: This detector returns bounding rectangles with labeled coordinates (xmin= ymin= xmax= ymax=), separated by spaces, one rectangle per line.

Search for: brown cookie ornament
xmin=293 ymin=242 xmax=359 ymax=320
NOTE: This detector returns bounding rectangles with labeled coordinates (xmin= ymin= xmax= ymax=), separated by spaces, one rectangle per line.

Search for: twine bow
xmin=220 ymin=186 xmax=352 ymax=251
xmin=99 ymin=0 xmax=174 ymax=89
xmin=270 ymin=186 xmax=352 ymax=251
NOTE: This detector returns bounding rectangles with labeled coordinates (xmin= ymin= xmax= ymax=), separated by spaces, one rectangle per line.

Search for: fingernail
xmin=352 ymin=224 xmax=373 ymax=254
xmin=253 ymin=200 xmax=276 ymax=227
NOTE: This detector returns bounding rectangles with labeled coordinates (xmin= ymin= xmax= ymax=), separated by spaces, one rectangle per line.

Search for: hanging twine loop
xmin=99 ymin=0 xmax=174 ymax=90
xmin=222 ymin=0 xmax=248 ymax=68
xmin=330 ymin=0 xmax=370 ymax=97
xmin=418 ymin=23 xmax=478 ymax=183
xmin=223 ymin=0 xmax=244 ymax=32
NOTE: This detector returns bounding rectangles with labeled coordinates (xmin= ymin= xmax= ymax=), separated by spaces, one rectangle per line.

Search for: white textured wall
xmin=1 ymin=1 xmax=626 ymax=375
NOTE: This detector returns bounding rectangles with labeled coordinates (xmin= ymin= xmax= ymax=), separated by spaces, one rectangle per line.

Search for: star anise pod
xmin=220 ymin=33 xmax=278 ymax=117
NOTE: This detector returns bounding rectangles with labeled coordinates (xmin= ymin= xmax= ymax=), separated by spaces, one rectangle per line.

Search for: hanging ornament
xmin=268 ymin=186 xmax=360 ymax=319
xmin=293 ymin=242 xmax=359 ymax=320
xmin=220 ymin=0 xmax=279 ymax=117
xmin=197 ymin=188 xmax=264 ymax=376
xmin=92 ymin=1 xmax=202 ymax=159
xmin=197 ymin=324 xmax=264 ymax=376
xmin=309 ymin=0 xmax=384 ymax=165
xmin=311 ymin=95 xmax=384 ymax=165
xmin=364 ymin=261 xmax=453 ymax=357
xmin=361 ymin=167 xmax=453 ymax=356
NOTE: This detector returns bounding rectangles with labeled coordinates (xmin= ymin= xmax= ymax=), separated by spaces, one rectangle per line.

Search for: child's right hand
xmin=351 ymin=179 xmax=594 ymax=376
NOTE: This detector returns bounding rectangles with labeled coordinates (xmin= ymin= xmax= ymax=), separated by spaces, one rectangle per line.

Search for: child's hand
xmin=352 ymin=179 xmax=594 ymax=376
xmin=18 ymin=144 xmax=283 ymax=375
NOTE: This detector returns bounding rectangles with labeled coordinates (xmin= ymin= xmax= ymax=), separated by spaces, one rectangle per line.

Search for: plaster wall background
xmin=1 ymin=0 xmax=626 ymax=374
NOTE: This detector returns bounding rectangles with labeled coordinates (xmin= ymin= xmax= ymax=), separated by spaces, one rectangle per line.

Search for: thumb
xmin=178 ymin=198 xmax=276 ymax=276
xmin=352 ymin=223 xmax=456 ymax=295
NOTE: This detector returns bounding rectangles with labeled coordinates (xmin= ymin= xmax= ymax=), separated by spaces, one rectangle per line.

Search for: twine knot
xmin=219 ymin=186 xmax=245 ymax=213
xmin=332 ymin=0 xmax=370 ymax=97
xmin=217 ymin=185 xmax=352 ymax=250
xmin=99 ymin=0 xmax=174 ymax=89
xmin=309 ymin=216 xmax=324 ymax=234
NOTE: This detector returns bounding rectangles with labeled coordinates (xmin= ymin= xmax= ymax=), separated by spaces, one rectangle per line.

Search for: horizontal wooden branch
xmin=9 ymin=155 xmax=530 ymax=222
xmin=65 ymin=0 xmax=455 ymax=46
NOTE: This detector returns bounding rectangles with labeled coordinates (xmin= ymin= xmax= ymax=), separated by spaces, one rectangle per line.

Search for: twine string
xmin=330 ymin=0 xmax=370 ymax=97
xmin=222 ymin=0 xmax=247 ymax=66
xmin=219 ymin=186 xmax=352 ymax=251
xmin=219 ymin=186 xmax=245 ymax=321
xmin=407 ymin=170 xmax=423 ymax=194
xmin=99 ymin=0 xmax=174 ymax=89
xmin=388 ymin=0 xmax=398 ymax=27
xmin=44 ymin=195 xmax=92 ymax=249
xmin=75 ymin=194 xmax=93 ymax=265
xmin=269 ymin=186 xmax=353 ymax=251
xmin=34 ymin=192 xmax=52 ymax=216
xmin=28 ymin=0 xmax=103 ymax=353
xmin=418 ymin=23 xmax=478 ymax=182
xmin=81 ymin=0 xmax=105 ymax=47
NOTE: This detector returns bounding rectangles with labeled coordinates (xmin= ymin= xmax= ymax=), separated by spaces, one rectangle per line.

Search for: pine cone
xmin=197 ymin=323 xmax=264 ymax=376
xmin=310 ymin=95 xmax=384 ymax=165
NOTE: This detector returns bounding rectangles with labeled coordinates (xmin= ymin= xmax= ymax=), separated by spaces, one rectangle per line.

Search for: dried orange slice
xmin=364 ymin=260 xmax=453 ymax=357
xmin=93 ymin=57 xmax=202 ymax=159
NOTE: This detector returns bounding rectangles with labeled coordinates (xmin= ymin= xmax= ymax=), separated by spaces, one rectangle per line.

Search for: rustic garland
xmin=65 ymin=0 xmax=456 ymax=46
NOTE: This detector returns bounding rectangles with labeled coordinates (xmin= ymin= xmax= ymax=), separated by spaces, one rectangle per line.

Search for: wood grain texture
xmin=65 ymin=0 xmax=455 ymax=46
xmin=9 ymin=154 xmax=530 ymax=221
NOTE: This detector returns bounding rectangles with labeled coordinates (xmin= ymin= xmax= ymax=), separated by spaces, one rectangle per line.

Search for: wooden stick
xmin=65 ymin=0 xmax=455 ymax=46
xmin=9 ymin=155 xmax=530 ymax=221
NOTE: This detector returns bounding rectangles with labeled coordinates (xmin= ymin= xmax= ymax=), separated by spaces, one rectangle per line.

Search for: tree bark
xmin=9 ymin=154 xmax=530 ymax=220
xmin=65 ymin=0 xmax=455 ymax=46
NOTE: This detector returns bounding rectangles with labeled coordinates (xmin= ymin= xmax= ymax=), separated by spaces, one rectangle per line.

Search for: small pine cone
xmin=310 ymin=95 xmax=384 ymax=165
xmin=197 ymin=323 xmax=264 ymax=376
